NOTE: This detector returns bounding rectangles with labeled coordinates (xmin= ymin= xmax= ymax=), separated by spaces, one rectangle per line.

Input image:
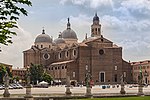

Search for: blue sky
xmin=0 ymin=0 xmax=150 ymax=68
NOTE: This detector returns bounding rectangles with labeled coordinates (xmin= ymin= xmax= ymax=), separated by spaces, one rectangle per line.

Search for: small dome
xmin=54 ymin=34 xmax=66 ymax=44
xmin=61 ymin=18 xmax=77 ymax=39
xmin=35 ymin=29 xmax=52 ymax=43
xmin=93 ymin=13 xmax=99 ymax=21
xmin=62 ymin=29 xmax=77 ymax=39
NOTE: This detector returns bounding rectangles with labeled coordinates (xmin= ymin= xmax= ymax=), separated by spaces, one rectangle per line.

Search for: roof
xmin=83 ymin=36 xmax=113 ymax=44
xmin=0 ymin=63 xmax=12 ymax=67
xmin=131 ymin=60 xmax=150 ymax=66
xmin=51 ymin=60 xmax=74 ymax=66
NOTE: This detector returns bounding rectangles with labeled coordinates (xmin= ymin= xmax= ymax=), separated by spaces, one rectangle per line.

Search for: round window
xmin=43 ymin=53 xmax=50 ymax=60
xmin=99 ymin=49 xmax=104 ymax=55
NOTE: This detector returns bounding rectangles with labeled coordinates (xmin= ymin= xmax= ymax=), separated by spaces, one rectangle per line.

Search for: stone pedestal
xmin=3 ymin=88 xmax=10 ymax=97
xmin=137 ymin=85 xmax=144 ymax=96
xmin=120 ymin=84 xmax=126 ymax=94
xmin=65 ymin=87 xmax=72 ymax=95
xmin=24 ymin=85 xmax=33 ymax=98
xmin=85 ymin=87 xmax=92 ymax=97
xmin=65 ymin=75 xmax=72 ymax=95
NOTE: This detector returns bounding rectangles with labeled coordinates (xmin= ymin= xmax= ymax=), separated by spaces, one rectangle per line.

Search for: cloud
xmin=90 ymin=0 xmax=114 ymax=8
xmin=121 ymin=0 xmax=150 ymax=10
xmin=121 ymin=0 xmax=150 ymax=19
xmin=0 ymin=25 xmax=33 ymax=68
xmin=60 ymin=0 xmax=114 ymax=8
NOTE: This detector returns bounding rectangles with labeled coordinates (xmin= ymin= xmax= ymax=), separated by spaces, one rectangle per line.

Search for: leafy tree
xmin=0 ymin=0 xmax=32 ymax=45
xmin=13 ymin=76 xmax=19 ymax=82
xmin=42 ymin=73 xmax=53 ymax=84
xmin=30 ymin=63 xmax=44 ymax=85
xmin=0 ymin=64 xmax=12 ymax=83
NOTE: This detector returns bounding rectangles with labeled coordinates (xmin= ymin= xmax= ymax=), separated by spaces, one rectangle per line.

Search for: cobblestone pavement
xmin=0 ymin=85 xmax=149 ymax=95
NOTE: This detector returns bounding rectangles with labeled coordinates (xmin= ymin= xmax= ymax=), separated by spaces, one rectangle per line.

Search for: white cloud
xmin=121 ymin=0 xmax=150 ymax=11
xmin=60 ymin=0 xmax=114 ymax=8
xmin=60 ymin=0 xmax=68 ymax=5
xmin=0 ymin=25 xmax=33 ymax=68
xmin=90 ymin=0 xmax=114 ymax=8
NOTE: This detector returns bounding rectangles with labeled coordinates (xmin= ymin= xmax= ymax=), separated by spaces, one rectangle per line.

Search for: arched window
xmin=41 ymin=45 xmax=43 ymax=48
xmin=98 ymin=28 xmax=100 ymax=32
xmin=58 ymin=52 xmax=62 ymax=59
xmin=55 ymin=67 xmax=57 ymax=70
xmin=92 ymin=29 xmax=94 ymax=32
xmin=66 ymin=51 xmax=69 ymax=58
xmin=73 ymin=49 xmax=77 ymax=56
xmin=95 ymin=28 xmax=97 ymax=31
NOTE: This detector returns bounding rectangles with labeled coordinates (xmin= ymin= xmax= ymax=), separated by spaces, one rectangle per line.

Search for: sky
xmin=0 ymin=0 xmax=150 ymax=68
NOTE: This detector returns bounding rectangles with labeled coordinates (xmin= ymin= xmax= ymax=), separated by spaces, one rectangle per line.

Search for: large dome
xmin=35 ymin=29 xmax=52 ymax=43
xmin=62 ymin=29 xmax=77 ymax=39
xmin=61 ymin=18 xmax=77 ymax=39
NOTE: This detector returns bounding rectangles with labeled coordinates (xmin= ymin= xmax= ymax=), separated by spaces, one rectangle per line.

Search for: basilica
xmin=23 ymin=13 xmax=132 ymax=85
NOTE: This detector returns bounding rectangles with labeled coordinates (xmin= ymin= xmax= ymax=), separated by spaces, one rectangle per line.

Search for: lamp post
xmin=85 ymin=65 xmax=92 ymax=97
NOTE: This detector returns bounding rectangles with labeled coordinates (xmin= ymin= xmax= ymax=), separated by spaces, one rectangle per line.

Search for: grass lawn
xmin=78 ymin=96 xmax=150 ymax=100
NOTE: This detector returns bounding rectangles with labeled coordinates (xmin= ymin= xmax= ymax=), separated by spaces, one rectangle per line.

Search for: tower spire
xmin=67 ymin=17 xmax=71 ymax=29
xmin=91 ymin=13 xmax=101 ymax=37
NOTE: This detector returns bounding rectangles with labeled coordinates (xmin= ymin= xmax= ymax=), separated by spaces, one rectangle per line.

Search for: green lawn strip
xmin=79 ymin=96 xmax=150 ymax=100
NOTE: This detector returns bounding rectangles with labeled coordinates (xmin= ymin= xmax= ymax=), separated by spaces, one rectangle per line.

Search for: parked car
xmin=0 ymin=85 xmax=4 ymax=90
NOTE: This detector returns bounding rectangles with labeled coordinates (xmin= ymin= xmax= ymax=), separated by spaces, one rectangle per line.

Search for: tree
xmin=30 ymin=63 xmax=44 ymax=85
xmin=0 ymin=64 xmax=12 ymax=83
xmin=42 ymin=73 xmax=53 ymax=84
xmin=0 ymin=0 xmax=32 ymax=45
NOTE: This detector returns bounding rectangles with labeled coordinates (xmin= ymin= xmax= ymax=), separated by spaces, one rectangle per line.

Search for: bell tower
xmin=91 ymin=13 xmax=101 ymax=37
